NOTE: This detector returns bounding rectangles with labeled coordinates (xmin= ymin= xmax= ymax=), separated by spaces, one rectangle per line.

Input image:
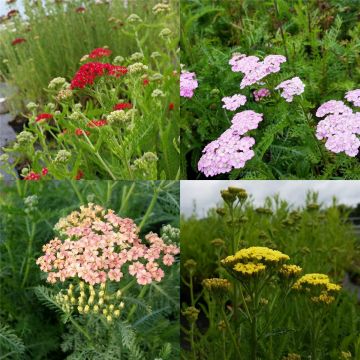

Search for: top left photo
xmin=0 ymin=0 xmax=179 ymax=181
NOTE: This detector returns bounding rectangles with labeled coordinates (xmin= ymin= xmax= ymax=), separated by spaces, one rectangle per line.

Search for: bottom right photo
xmin=180 ymin=181 xmax=360 ymax=360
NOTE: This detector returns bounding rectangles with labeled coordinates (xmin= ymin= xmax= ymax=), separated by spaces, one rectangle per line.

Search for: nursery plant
xmin=0 ymin=0 xmax=179 ymax=180
xmin=181 ymin=186 xmax=360 ymax=359
xmin=180 ymin=0 xmax=360 ymax=179
xmin=0 ymin=180 xmax=180 ymax=359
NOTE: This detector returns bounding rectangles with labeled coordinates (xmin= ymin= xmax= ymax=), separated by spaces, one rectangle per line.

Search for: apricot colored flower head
xmin=36 ymin=204 xmax=179 ymax=286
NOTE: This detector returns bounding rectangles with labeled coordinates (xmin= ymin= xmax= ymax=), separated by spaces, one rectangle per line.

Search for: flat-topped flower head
xmin=231 ymin=110 xmax=263 ymax=135
xmin=198 ymin=130 xmax=255 ymax=177
xmin=279 ymin=264 xmax=302 ymax=278
xmin=344 ymin=89 xmax=360 ymax=107
xmin=229 ymin=53 xmax=286 ymax=88
xmin=223 ymin=246 xmax=290 ymax=266
xmin=202 ymin=278 xmax=231 ymax=296
xmin=222 ymin=94 xmax=247 ymax=111
xmin=233 ymin=262 xmax=266 ymax=276
xmin=36 ymin=204 xmax=179 ymax=286
xmin=316 ymin=100 xmax=352 ymax=118
xmin=275 ymin=77 xmax=305 ymax=102
xmin=180 ymin=71 xmax=198 ymax=98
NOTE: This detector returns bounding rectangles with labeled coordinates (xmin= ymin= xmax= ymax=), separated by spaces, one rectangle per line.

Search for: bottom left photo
xmin=0 ymin=180 xmax=180 ymax=359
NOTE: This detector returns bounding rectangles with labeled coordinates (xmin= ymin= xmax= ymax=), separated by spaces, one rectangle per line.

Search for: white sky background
xmin=0 ymin=1 xmax=25 ymax=17
xmin=181 ymin=181 xmax=360 ymax=218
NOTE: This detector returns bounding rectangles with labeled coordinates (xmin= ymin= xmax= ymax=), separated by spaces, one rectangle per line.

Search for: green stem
xmin=190 ymin=273 xmax=195 ymax=306
xmin=220 ymin=305 xmax=241 ymax=359
xmin=69 ymin=180 xmax=85 ymax=204
xmin=190 ymin=322 xmax=196 ymax=360
xmin=127 ymin=285 xmax=147 ymax=321
xmin=21 ymin=221 xmax=36 ymax=287
xmin=273 ymin=0 xmax=290 ymax=64
xmin=69 ymin=316 xmax=92 ymax=343
xmin=138 ymin=181 xmax=163 ymax=230
xmin=119 ymin=182 xmax=136 ymax=213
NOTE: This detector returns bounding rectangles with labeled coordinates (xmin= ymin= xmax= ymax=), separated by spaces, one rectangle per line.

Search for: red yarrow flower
xmin=24 ymin=171 xmax=41 ymax=181
xmin=12 ymin=38 xmax=26 ymax=46
xmin=76 ymin=6 xmax=85 ymax=13
xmin=143 ymin=79 xmax=150 ymax=86
xmin=7 ymin=9 xmax=19 ymax=18
xmin=75 ymin=170 xmax=84 ymax=180
xmin=113 ymin=102 xmax=132 ymax=111
xmin=169 ymin=103 xmax=174 ymax=111
xmin=87 ymin=119 xmax=107 ymax=127
xmin=75 ymin=128 xmax=90 ymax=136
xmin=41 ymin=167 xmax=49 ymax=176
xmin=36 ymin=113 xmax=53 ymax=122
xmin=89 ymin=48 xmax=112 ymax=59
xmin=70 ymin=62 xmax=127 ymax=89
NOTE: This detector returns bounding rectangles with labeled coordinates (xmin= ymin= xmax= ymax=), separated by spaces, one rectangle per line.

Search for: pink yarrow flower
xmin=36 ymin=204 xmax=179 ymax=286
xmin=180 ymin=71 xmax=198 ymax=98
xmin=345 ymin=89 xmax=360 ymax=107
xmin=275 ymin=77 xmax=305 ymax=102
xmin=316 ymin=99 xmax=360 ymax=157
xmin=253 ymin=88 xmax=270 ymax=102
xmin=229 ymin=53 xmax=286 ymax=89
xmin=222 ymin=94 xmax=247 ymax=111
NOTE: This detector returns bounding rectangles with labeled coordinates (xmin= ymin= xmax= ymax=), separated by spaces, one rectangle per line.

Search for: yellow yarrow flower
xmin=279 ymin=264 xmax=302 ymax=278
xmin=233 ymin=262 xmax=266 ymax=276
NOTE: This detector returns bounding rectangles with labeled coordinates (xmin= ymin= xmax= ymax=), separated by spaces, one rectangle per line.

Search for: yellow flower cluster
xmin=279 ymin=264 xmax=302 ymax=278
xmin=233 ymin=262 xmax=266 ymax=276
xmin=54 ymin=203 xmax=106 ymax=233
xmin=55 ymin=282 xmax=125 ymax=323
xmin=222 ymin=247 xmax=289 ymax=266
xmin=202 ymin=278 xmax=231 ymax=295
xmin=293 ymin=273 xmax=341 ymax=305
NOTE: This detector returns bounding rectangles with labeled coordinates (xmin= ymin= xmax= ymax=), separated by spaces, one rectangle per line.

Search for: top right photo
xmin=180 ymin=0 xmax=360 ymax=180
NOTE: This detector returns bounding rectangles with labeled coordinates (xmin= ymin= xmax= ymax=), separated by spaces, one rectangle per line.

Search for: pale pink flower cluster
xmin=198 ymin=130 xmax=255 ymax=177
xmin=229 ymin=53 xmax=286 ymax=89
xmin=180 ymin=71 xmax=198 ymax=98
xmin=275 ymin=77 xmax=305 ymax=102
xmin=345 ymin=89 xmax=360 ymax=107
xmin=198 ymin=110 xmax=263 ymax=176
xmin=222 ymin=94 xmax=247 ymax=111
xmin=253 ymin=88 xmax=270 ymax=102
xmin=36 ymin=204 xmax=179 ymax=286
xmin=316 ymin=100 xmax=360 ymax=157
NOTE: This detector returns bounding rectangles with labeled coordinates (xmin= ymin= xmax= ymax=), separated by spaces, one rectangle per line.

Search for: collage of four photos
xmin=0 ymin=0 xmax=359 ymax=359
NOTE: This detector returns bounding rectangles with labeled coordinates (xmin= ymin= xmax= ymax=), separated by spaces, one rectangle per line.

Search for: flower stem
xmin=220 ymin=305 xmax=241 ymax=359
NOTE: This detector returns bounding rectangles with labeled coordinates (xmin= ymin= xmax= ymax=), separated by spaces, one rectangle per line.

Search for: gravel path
xmin=0 ymin=83 xmax=17 ymax=181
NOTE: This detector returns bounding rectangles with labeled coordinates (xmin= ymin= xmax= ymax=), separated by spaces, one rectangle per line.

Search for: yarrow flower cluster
xmin=221 ymin=246 xmax=293 ymax=281
xmin=344 ymin=89 xmax=360 ymax=107
xmin=197 ymin=130 xmax=255 ymax=177
xmin=36 ymin=204 xmax=180 ymax=286
xmin=315 ymin=97 xmax=360 ymax=156
xmin=253 ymin=88 xmax=270 ymax=102
xmin=275 ymin=77 xmax=305 ymax=102
xmin=35 ymin=113 xmax=53 ymax=122
xmin=11 ymin=37 xmax=26 ymax=46
xmin=229 ymin=53 xmax=286 ymax=88
xmin=89 ymin=47 xmax=112 ymax=59
xmin=293 ymin=273 xmax=341 ymax=305
xmin=180 ymin=71 xmax=198 ymax=98
xmin=71 ymin=61 xmax=127 ymax=89
xmin=222 ymin=94 xmax=247 ymax=111
xmin=198 ymin=110 xmax=263 ymax=176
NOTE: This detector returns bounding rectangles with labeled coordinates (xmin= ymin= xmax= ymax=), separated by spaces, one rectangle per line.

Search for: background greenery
xmin=0 ymin=180 xmax=180 ymax=359
xmin=181 ymin=0 xmax=360 ymax=179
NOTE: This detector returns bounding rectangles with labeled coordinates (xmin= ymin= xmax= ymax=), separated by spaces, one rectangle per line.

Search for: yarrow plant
xmin=181 ymin=186 xmax=349 ymax=360
xmin=187 ymin=52 xmax=306 ymax=178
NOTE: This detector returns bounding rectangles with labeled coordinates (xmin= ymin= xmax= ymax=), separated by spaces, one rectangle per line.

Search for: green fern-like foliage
xmin=0 ymin=323 xmax=26 ymax=359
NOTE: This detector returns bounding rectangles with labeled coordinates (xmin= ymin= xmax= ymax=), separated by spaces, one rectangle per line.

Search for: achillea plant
xmin=1 ymin=46 xmax=179 ymax=180
xmin=35 ymin=202 xmax=180 ymax=357
xmin=181 ymin=186 xmax=352 ymax=360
